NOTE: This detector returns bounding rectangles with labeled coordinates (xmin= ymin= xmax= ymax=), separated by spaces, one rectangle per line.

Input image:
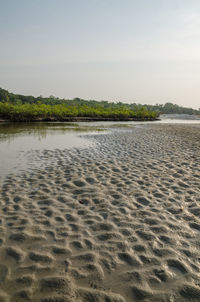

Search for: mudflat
xmin=0 ymin=124 xmax=200 ymax=302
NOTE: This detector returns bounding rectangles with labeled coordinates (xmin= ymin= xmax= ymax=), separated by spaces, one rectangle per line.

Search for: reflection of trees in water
xmin=0 ymin=123 xmax=48 ymax=143
xmin=0 ymin=122 xmax=103 ymax=143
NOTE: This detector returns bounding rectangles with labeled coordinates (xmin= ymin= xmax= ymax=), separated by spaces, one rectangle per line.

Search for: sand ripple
xmin=0 ymin=124 xmax=200 ymax=301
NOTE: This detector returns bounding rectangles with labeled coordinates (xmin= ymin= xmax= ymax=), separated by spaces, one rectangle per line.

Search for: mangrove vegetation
xmin=0 ymin=88 xmax=159 ymax=122
xmin=1 ymin=87 xmax=199 ymax=122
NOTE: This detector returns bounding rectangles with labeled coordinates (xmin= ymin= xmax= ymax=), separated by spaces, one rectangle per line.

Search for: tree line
xmin=0 ymin=87 xmax=198 ymax=121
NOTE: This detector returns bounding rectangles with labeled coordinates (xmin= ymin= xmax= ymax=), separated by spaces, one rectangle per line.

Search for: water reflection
xmin=0 ymin=122 xmax=104 ymax=143
xmin=0 ymin=122 xmax=105 ymax=180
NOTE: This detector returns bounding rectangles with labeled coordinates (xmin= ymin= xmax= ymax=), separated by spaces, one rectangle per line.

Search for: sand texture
xmin=0 ymin=124 xmax=200 ymax=302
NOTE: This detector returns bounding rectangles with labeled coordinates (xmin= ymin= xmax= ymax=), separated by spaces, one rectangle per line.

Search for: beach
xmin=0 ymin=124 xmax=200 ymax=302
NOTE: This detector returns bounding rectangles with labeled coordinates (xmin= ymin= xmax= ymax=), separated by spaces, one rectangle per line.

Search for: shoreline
xmin=0 ymin=116 xmax=160 ymax=123
xmin=0 ymin=124 xmax=200 ymax=302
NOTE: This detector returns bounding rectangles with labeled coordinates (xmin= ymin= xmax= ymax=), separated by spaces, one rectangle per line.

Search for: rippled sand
xmin=0 ymin=124 xmax=200 ymax=302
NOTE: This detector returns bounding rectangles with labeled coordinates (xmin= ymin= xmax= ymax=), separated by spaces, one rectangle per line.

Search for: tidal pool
xmin=0 ymin=122 xmax=105 ymax=181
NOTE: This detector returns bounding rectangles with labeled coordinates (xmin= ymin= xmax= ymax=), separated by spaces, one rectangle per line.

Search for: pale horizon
xmin=1 ymin=0 xmax=200 ymax=109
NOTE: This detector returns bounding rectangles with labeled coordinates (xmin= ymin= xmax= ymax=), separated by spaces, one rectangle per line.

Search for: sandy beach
xmin=0 ymin=124 xmax=200 ymax=302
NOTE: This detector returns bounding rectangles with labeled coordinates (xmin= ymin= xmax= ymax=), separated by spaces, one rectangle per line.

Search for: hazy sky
xmin=1 ymin=0 xmax=200 ymax=108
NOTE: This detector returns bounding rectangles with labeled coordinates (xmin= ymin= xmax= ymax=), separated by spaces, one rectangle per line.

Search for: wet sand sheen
xmin=0 ymin=124 xmax=200 ymax=301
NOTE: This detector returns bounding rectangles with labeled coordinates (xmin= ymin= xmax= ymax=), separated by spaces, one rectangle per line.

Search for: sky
xmin=0 ymin=0 xmax=200 ymax=108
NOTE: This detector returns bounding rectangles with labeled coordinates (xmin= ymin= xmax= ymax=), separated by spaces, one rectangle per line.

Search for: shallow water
xmin=0 ymin=122 xmax=104 ymax=180
xmin=0 ymin=115 xmax=200 ymax=180
xmin=77 ymin=114 xmax=200 ymax=127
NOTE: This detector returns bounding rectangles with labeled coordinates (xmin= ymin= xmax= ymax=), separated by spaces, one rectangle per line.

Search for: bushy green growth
xmin=0 ymin=102 xmax=159 ymax=122
xmin=0 ymin=88 xmax=199 ymax=115
xmin=0 ymin=88 xmax=161 ymax=121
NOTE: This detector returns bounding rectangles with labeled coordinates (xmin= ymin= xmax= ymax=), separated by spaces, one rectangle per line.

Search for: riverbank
xmin=0 ymin=124 xmax=200 ymax=301
xmin=0 ymin=116 xmax=160 ymax=123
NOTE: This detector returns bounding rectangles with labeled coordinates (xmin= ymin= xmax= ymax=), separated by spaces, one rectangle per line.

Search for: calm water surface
xmin=0 ymin=115 xmax=200 ymax=181
xmin=0 ymin=122 xmax=104 ymax=180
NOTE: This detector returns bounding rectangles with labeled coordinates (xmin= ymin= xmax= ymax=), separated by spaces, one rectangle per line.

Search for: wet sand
xmin=0 ymin=124 xmax=200 ymax=302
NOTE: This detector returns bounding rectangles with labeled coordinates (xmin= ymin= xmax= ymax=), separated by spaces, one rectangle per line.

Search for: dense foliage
xmin=0 ymin=88 xmax=199 ymax=115
xmin=0 ymin=88 xmax=198 ymax=114
xmin=0 ymin=102 xmax=159 ymax=122
xmin=2 ymin=87 xmax=199 ymax=121
xmin=0 ymin=88 xmax=160 ymax=121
